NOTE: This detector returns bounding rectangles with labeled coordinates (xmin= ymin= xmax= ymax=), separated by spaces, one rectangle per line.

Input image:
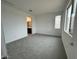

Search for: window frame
xmin=64 ymin=0 xmax=72 ymax=37
xmin=64 ymin=0 xmax=76 ymax=37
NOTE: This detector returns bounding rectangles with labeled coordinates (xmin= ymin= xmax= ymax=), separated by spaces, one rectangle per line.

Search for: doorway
xmin=26 ymin=16 xmax=32 ymax=35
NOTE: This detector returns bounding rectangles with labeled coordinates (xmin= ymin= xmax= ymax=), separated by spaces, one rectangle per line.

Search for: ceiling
xmin=3 ymin=0 xmax=69 ymax=15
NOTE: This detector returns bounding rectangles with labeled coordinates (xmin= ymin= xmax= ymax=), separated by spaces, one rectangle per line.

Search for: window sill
xmin=64 ymin=30 xmax=72 ymax=37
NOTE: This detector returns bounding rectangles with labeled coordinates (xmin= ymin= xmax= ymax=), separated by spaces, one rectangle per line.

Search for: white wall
xmin=35 ymin=12 xmax=62 ymax=36
xmin=61 ymin=1 xmax=77 ymax=58
xmin=32 ymin=16 xmax=36 ymax=34
xmin=1 ymin=24 xmax=7 ymax=58
xmin=1 ymin=1 xmax=36 ymax=43
xmin=62 ymin=12 xmax=77 ymax=59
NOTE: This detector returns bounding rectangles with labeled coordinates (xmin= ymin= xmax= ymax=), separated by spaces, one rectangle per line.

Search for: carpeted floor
xmin=6 ymin=34 xmax=67 ymax=59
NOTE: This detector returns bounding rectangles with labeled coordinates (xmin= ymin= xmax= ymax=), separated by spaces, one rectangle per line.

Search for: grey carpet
xmin=6 ymin=34 xmax=67 ymax=59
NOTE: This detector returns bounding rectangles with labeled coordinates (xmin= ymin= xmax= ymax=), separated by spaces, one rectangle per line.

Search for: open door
xmin=26 ymin=16 xmax=32 ymax=35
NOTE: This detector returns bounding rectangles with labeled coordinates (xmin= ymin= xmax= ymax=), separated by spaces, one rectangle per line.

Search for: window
xmin=55 ymin=15 xmax=61 ymax=29
xmin=64 ymin=0 xmax=76 ymax=36
xmin=64 ymin=5 xmax=72 ymax=33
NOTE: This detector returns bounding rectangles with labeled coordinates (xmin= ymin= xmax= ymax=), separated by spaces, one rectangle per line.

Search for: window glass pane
xmin=55 ymin=15 xmax=61 ymax=29
xmin=67 ymin=5 xmax=72 ymax=32
xmin=64 ymin=5 xmax=72 ymax=32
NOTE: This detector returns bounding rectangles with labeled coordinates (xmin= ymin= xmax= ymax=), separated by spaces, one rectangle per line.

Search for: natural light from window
xmin=55 ymin=15 xmax=61 ymax=29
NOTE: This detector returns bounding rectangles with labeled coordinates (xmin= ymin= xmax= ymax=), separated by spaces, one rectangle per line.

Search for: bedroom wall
xmin=61 ymin=0 xmax=77 ymax=59
xmin=35 ymin=12 xmax=63 ymax=36
xmin=1 ymin=1 xmax=36 ymax=43
xmin=1 ymin=25 xmax=7 ymax=58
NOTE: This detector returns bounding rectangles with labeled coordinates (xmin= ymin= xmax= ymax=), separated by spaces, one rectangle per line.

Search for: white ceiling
xmin=3 ymin=0 xmax=68 ymax=15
